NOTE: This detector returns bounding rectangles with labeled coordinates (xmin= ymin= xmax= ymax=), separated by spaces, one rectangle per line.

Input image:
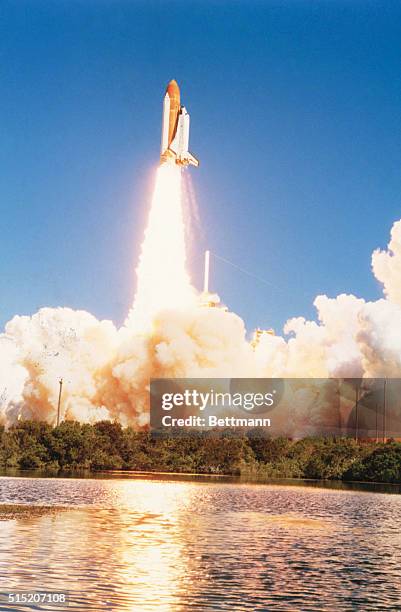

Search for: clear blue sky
xmin=1 ymin=1 xmax=400 ymax=334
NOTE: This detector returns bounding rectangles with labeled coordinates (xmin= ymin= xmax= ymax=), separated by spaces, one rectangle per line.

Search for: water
xmin=0 ymin=475 xmax=400 ymax=611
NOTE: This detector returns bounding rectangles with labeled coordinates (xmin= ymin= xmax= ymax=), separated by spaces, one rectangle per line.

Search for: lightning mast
xmin=203 ymin=250 xmax=210 ymax=293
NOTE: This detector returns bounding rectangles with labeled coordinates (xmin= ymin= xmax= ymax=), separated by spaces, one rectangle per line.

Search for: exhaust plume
xmin=125 ymin=164 xmax=196 ymax=332
xmin=2 ymin=162 xmax=401 ymax=427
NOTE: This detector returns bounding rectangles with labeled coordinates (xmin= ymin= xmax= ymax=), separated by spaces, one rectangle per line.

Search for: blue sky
xmin=1 ymin=1 xmax=400 ymax=334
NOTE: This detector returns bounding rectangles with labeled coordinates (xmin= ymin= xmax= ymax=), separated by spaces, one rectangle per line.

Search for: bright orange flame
xmin=126 ymin=164 xmax=196 ymax=331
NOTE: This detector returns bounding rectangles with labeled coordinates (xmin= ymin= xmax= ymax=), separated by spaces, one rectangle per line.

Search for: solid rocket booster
xmin=160 ymin=80 xmax=199 ymax=167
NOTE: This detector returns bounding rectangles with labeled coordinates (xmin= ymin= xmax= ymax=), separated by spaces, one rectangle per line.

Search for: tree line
xmin=1 ymin=420 xmax=401 ymax=483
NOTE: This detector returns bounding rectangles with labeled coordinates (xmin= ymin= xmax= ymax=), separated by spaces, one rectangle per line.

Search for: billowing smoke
xmin=1 ymin=163 xmax=401 ymax=427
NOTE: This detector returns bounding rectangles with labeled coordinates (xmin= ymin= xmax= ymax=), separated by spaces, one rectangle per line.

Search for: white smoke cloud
xmin=0 ymin=334 xmax=28 ymax=423
xmin=2 ymin=163 xmax=401 ymax=427
xmin=356 ymin=299 xmax=401 ymax=378
xmin=279 ymin=294 xmax=366 ymax=378
xmin=1 ymin=308 xmax=117 ymax=425
xmin=372 ymin=220 xmax=401 ymax=306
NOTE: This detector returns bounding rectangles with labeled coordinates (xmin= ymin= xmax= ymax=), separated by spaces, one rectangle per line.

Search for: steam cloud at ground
xmin=1 ymin=164 xmax=401 ymax=427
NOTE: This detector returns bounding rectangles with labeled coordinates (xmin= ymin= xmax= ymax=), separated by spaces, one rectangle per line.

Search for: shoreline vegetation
xmin=1 ymin=421 xmax=401 ymax=484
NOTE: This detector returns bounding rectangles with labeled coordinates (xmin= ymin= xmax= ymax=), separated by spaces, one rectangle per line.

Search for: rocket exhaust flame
xmin=125 ymin=163 xmax=196 ymax=332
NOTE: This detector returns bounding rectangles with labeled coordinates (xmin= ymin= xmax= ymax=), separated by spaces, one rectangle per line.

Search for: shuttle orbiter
xmin=160 ymin=79 xmax=199 ymax=167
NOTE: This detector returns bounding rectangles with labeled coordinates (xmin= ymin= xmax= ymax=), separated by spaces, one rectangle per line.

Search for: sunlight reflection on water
xmin=0 ymin=476 xmax=401 ymax=611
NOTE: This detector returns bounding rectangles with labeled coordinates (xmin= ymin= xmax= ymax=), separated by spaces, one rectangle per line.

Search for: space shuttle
xmin=160 ymin=80 xmax=199 ymax=168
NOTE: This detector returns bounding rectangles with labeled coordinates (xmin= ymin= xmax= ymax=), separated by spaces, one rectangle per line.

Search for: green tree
xmin=0 ymin=430 xmax=20 ymax=468
xmin=248 ymin=436 xmax=292 ymax=463
xmin=304 ymin=438 xmax=364 ymax=480
xmin=51 ymin=421 xmax=96 ymax=468
xmin=345 ymin=443 xmax=401 ymax=483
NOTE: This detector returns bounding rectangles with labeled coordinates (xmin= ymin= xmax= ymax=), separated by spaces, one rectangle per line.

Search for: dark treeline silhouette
xmin=1 ymin=420 xmax=401 ymax=483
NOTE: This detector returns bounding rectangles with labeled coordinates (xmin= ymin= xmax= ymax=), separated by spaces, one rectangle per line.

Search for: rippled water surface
xmin=0 ymin=475 xmax=401 ymax=611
